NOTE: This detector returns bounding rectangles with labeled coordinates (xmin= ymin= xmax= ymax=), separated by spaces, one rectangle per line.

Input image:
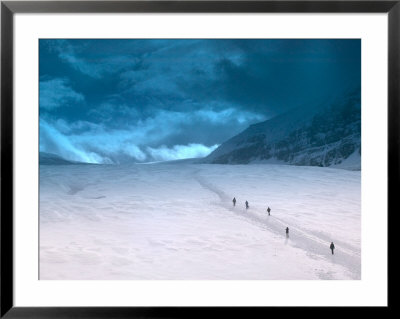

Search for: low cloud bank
xmin=40 ymin=119 xmax=219 ymax=164
xmin=147 ymin=144 xmax=219 ymax=162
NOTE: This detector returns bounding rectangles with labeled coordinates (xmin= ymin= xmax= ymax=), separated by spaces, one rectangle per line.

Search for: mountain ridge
xmin=204 ymin=89 xmax=361 ymax=170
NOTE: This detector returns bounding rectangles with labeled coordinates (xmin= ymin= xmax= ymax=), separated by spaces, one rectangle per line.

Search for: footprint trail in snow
xmin=194 ymin=169 xmax=360 ymax=280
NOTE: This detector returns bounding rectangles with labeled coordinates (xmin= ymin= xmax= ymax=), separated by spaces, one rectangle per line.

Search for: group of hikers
xmin=232 ymin=197 xmax=336 ymax=255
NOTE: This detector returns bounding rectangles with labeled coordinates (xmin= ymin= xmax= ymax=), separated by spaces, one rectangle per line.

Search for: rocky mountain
xmin=204 ymin=89 xmax=361 ymax=170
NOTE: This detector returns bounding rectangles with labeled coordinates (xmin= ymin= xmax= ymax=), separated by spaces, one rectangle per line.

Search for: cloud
xmin=39 ymin=119 xmax=103 ymax=163
xmin=117 ymin=40 xmax=246 ymax=101
xmin=40 ymin=78 xmax=84 ymax=110
xmin=39 ymin=39 xmax=360 ymax=164
xmin=60 ymin=53 xmax=139 ymax=79
xmin=146 ymin=144 xmax=219 ymax=162
xmin=40 ymin=118 xmax=217 ymax=164
xmin=40 ymin=118 xmax=146 ymax=164
xmin=194 ymin=107 xmax=264 ymax=124
xmin=43 ymin=39 xmax=142 ymax=79
xmin=40 ymin=39 xmax=360 ymax=117
xmin=39 ymin=106 xmax=257 ymax=164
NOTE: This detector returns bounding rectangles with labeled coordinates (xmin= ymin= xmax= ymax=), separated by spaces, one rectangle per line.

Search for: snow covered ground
xmin=40 ymin=163 xmax=360 ymax=280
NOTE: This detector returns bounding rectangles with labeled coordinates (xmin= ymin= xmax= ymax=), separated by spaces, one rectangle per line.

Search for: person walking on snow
xmin=330 ymin=242 xmax=335 ymax=255
xmin=267 ymin=207 xmax=271 ymax=216
xmin=245 ymin=201 xmax=249 ymax=209
xmin=285 ymin=227 xmax=289 ymax=237
xmin=232 ymin=197 xmax=236 ymax=207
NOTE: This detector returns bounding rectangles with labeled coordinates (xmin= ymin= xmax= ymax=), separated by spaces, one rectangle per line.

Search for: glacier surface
xmin=40 ymin=162 xmax=361 ymax=280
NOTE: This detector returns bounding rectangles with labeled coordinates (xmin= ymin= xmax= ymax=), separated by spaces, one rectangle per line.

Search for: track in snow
xmin=194 ymin=171 xmax=361 ymax=279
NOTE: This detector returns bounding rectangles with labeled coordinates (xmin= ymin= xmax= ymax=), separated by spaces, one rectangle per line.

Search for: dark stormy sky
xmin=39 ymin=39 xmax=361 ymax=164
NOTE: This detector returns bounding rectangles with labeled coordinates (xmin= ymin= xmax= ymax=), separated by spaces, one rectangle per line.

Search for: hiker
xmin=330 ymin=242 xmax=335 ymax=255
xmin=267 ymin=207 xmax=271 ymax=216
xmin=232 ymin=197 xmax=236 ymax=206
xmin=285 ymin=227 xmax=289 ymax=237
xmin=245 ymin=200 xmax=249 ymax=209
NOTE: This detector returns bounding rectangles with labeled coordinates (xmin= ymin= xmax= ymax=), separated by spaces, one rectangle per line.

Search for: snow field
xmin=40 ymin=163 xmax=360 ymax=280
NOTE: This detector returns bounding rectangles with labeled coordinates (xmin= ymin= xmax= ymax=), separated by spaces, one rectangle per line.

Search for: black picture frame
xmin=1 ymin=0 xmax=396 ymax=317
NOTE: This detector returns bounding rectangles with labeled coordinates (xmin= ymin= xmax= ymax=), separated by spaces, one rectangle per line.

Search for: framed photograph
xmin=1 ymin=0 xmax=396 ymax=316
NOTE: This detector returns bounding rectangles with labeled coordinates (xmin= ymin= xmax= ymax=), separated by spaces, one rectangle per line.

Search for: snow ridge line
xmin=194 ymin=172 xmax=361 ymax=279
